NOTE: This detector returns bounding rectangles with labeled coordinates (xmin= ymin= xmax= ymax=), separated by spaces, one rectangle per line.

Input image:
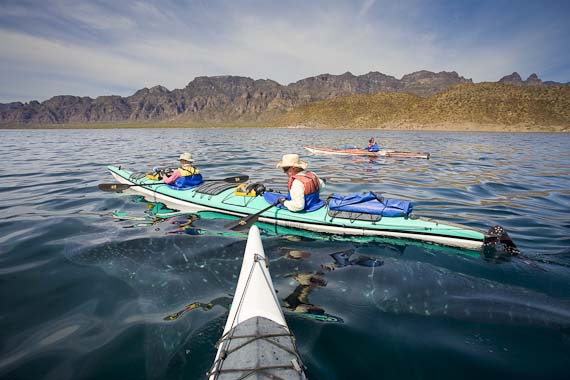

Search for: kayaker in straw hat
xmin=161 ymin=152 xmax=204 ymax=189
xmin=276 ymin=154 xmax=325 ymax=212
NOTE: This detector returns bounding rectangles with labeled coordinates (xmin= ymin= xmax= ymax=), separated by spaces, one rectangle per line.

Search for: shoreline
xmin=0 ymin=121 xmax=568 ymax=133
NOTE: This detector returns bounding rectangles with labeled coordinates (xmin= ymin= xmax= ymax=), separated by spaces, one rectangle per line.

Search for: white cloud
xmin=359 ymin=0 xmax=376 ymax=17
xmin=222 ymin=9 xmax=443 ymax=81
xmin=0 ymin=31 xmax=154 ymax=84
xmin=54 ymin=1 xmax=136 ymax=31
xmin=0 ymin=0 xmax=567 ymax=102
xmin=0 ymin=30 xmax=160 ymax=101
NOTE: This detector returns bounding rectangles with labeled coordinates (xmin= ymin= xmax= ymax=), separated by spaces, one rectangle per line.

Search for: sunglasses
xmin=282 ymin=167 xmax=291 ymax=172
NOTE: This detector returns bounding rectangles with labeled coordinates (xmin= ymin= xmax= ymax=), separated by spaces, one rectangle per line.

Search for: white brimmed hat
xmin=179 ymin=152 xmax=194 ymax=162
xmin=276 ymin=154 xmax=308 ymax=170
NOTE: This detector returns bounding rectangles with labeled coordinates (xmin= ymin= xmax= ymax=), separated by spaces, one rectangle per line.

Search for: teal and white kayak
xmin=207 ymin=225 xmax=307 ymax=379
xmin=106 ymin=165 xmax=489 ymax=250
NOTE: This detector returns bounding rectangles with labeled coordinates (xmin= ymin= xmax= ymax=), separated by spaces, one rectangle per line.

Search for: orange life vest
xmin=288 ymin=172 xmax=320 ymax=195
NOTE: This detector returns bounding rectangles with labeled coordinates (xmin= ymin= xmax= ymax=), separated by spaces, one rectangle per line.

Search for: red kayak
xmin=304 ymin=146 xmax=430 ymax=159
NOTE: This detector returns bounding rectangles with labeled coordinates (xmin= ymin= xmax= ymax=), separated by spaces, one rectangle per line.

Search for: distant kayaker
xmin=161 ymin=152 xmax=204 ymax=189
xmin=366 ymin=137 xmax=380 ymax=152
xmin=276 ymin=154 xmax=326 ymax=212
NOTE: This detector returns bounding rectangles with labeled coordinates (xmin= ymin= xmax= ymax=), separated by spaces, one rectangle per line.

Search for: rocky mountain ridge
xmin=275 ymin=82 xmax=570 ymax=131
xmin=0 ymin=71 xmax=566 ymax=125
xmin=497 ymin=72 xmax=559 ymax=86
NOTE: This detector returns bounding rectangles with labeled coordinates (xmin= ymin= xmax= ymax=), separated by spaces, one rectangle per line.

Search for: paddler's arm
xmin=162 ymin=169 xmax=181 ymax=184
xmin=282 ymin=180 xmax=305 ymax=212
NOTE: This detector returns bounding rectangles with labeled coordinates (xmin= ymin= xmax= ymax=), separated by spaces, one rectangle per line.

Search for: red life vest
xmin=288 ymin=172 xmax=320 ymax=195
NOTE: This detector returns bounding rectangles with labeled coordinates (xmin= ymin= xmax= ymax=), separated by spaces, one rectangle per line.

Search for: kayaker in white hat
xmin=276 ymin=154 xmax=325 ymax=212
xmin=161 ymin=152 xmax=204 ymax=189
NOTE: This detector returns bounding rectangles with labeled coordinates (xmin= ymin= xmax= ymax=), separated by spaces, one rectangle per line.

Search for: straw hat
xmin=179 ymin=152 xmax=194 ymax=162
xmin=276 ymin=154 xmax=308 ymax=170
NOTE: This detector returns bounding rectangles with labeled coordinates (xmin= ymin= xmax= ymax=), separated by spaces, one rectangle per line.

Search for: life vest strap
xmin=179 ymin=165 xmax=200 ymax=176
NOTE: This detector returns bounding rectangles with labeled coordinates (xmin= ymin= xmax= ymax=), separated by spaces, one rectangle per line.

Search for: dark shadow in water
xmin=69 ymin=195 xmax=570 ymax=379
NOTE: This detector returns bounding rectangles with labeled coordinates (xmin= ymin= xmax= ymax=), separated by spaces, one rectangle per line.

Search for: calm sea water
xmin=1 ymin=128 xmax=569 ymax=380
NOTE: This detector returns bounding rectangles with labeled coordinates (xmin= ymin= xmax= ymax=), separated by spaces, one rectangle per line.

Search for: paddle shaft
xmin=98 ymin=175 xmax=249 ymax=192
xmin=228 ymin=200 xmax=280 ymax=231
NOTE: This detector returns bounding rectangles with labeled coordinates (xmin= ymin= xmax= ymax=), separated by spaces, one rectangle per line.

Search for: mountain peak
xmin=498 ymin=72 xmax=523 ymax=84
xmin=149 ymin=85 xmax=169 ymax=94
xmin=526 ymin=73 xmax=542 ymax=85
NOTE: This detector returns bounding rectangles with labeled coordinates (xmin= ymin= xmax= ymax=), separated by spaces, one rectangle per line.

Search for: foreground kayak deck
xmin=107 ymin=165 xmax=486 ymax=250
xmin=208 ymin=226 xmax=306 ymax=379
xmin=304 ymin=146 xmax=430 ymax=159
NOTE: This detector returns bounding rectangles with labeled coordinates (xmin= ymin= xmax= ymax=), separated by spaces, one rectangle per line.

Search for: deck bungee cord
xmin=206 ymin=226 xmax=307 ymax=380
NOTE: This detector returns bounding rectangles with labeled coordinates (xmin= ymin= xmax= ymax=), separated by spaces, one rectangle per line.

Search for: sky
xmin=0 ymin=0 xmax=569 ymax=103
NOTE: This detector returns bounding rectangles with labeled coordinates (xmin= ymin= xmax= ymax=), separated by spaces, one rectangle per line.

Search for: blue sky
xmin=0 ymin=0 xmax=569 ymax=103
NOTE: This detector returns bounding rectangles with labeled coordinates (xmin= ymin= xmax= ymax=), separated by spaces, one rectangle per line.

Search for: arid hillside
xmin=273 ymin=83 xmax=570 ymax=132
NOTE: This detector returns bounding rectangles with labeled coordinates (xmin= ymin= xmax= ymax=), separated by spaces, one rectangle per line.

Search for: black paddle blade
xmin=227 ymin=216 xmax=256 ymax=231
xmin=98 ymin=183 xmax=131 ymax=192
xmin=224 ymin=175 xmax=249 ymax=183
xmin=225 ymin=201 xmax=279 ymax=231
